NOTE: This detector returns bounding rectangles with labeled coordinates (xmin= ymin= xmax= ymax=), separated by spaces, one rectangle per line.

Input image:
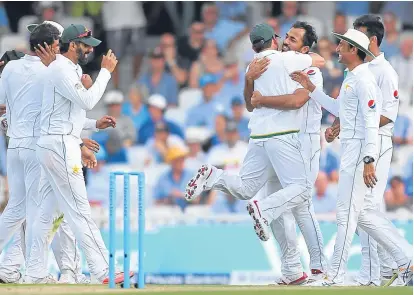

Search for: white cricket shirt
xmin=300 ymin=67 xmax=324 ymax=134
xmin=368 ymin=53 xmax=399 ymax=137
xmin=0 ymin=55 xmax=46 ymax=139
xmin=248 ymin=50 xmax=312 ymax=140
xmin=40 ymin=54 xmax=110 ymax=139
xmin=310 ymin=63 xmax=381 ymax=160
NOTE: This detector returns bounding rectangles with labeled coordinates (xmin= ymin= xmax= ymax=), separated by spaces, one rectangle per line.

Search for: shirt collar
xmin=23 ymin=54 xmax=40 ymax=61
xmin=56 ymin=54 xmax=78 ymax=69
xmin=369 ymin=52 xmax=385 ymax=65
xmin=346 ymin=63 xmax=368 ymax=76
xmin=254 ymin=50 xmax=278 ymax=59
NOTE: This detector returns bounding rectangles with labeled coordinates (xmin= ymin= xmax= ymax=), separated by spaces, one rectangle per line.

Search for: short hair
xmin=291 ymin=21 xmax=318 ymax=49
xmin=334 ymin=12 xmax=346 ymax=20
xmin=349 ymin=44 xmax=367 ymax=61
xmin=252 ymin=39 xmax=272 ymax=53
xmin=353 ymin=14 xmax=385 ymax=46
xmin=59 ymin=40 xmax=82 ymax=54
xmin=29 ymin=23 xmax=60 ymax=52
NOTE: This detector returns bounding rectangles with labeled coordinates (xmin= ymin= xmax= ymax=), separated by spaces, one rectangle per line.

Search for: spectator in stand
xmin=279 ymin=1 xmax=300 ymax=38
xmin=0 ymin=3 xmax=9 ymax=35
xmin=184 ymin=127 xmax=208 ymax=171
xmin=186 ymin=74 xmax=222 ymax=130
xmin=331 ymin=12 xmax=347 ymax=45
xmin=139 ymin=94 xmax=184 ymax=144
xmin=86 ymin=147 xmax=109 ymax=207
xmin=215 ymin=55 xmax=245 ymax=109
xmin=177 ymin=22 xmax=206 ymax=64
xmin=207 ymin=120 xmax=248 ymax=170
xmin=381 ymin=12 xmax=401 ymax=59
xmin=229 ymin=97 xmax=249 ymax=141
xmin=122 ymin=85 xmax=150 ymax=131
xmin=319 ymin=138 xmax=340 ymax=182
xmin=336 ymin=1 xmax=369 ymax=17
xmin=215 ymin=1 xmax=248 ymax=22
xmin=144 ymin=121 xmax=186 ymax=166
xmin=404 ymin=155 xmax=413 ymax=198
xmin=390 ymin=33 xmax=413 ymax=108
xmin=153 ymin=146 xmax=194 ymax=210
xmin=102 ymin=2 xmax=147 ymax=89
xmin=393 ymin=116 xmax=413 ymax=146
xmin=92 ymin=90 xmax=136 ymax=163
xmin=188 ymin=39 xmax=224 ymax=88
xmin=138 ymin=47 xmax=179 ymax=106
xmin=208 ymin=113 xmax=227 ymax=148
xmin=384 ymin=176 xmax=411 ymax=211
xmin=33 ymin=1 xmax=62 ymax=22
xmin=381 ymin=2 xmax=413 ymax=30
xmin=312 ymin=172 xmax=337 ymax=214
xmin=201 ymin=3 xmax=247 ymax=53
xmin=159 ymin=33 xmax=191 ymax=86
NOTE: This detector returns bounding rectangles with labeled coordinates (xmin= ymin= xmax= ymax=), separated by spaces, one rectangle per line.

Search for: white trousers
xmin=0 ymin=138 xmax=82 ymax=275
xmin=26 ymin=135 xmax=109 ymax=281
xmin=212 ymin=133 xmax=312 ymax=223
xmin=268 ymin=133 xmax=326 ymax=277
xmin=357 ymin=135 xmax=405 ymax=285
xmin=328 ymin=139 xmax=412 ymax=284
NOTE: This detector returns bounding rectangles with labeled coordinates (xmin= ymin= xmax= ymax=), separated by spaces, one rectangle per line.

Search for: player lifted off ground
xmin=325 ymin=14 xmax=411 ymax=287
xmin=23 ymin=24 xmax=131 ymax=284
xmin=185 ymin=23 xmax=325 ymax=244
xmin=291 ymin=28 xmax=413 ymax=286
xmin=245 ymin=21 xmax=327 ymax=285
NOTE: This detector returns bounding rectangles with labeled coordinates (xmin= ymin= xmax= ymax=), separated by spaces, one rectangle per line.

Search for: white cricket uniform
xmin=309 ymin=63 xmax=412 ymax=284
xmin=357 ymin=53 xmax=404 ymax=285
xmin=269 ymin=67 xmax=327 ymax=278
xmin=25 ymin=54 xmax=111 ymax=281
xmin=209 ymin=50 xmax=313 ymax=224
xmin=0 ymin=55 xmax=97 ymax=277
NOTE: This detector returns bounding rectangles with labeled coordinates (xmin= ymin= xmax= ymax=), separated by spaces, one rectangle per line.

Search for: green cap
xmin=249 ymin=23 xmax=279 ymax=44
xmin=61 ymin=24 xmax=101 ymax=47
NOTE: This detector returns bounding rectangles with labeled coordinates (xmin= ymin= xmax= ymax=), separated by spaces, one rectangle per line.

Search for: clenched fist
xmin=101 ymin=49 xmax=118 ymax=73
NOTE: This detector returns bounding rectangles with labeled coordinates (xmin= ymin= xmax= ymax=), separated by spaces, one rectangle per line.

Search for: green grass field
xmin=0 ymin=285 xmax=412 ymax=295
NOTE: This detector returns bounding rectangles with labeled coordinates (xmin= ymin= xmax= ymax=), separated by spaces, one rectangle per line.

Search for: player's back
xmin=249 ymin=50 xmax=311 ymax=139
xmin=0 ymin=55 xmax=46 ymax=138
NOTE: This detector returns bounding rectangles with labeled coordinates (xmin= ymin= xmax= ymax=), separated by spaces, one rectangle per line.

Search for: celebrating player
xmin=291 ymin=28 xmax=413 ymax=286
xmin=245 ymin=21 xmax=327 ymax=285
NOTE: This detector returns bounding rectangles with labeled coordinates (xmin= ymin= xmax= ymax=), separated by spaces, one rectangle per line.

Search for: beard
xmin=76 ymin=46 xmax=89 ymax=65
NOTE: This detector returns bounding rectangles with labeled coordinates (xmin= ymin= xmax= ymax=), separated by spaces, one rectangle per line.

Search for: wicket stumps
xmin=109 ymin=171 xmax=145 ymax=289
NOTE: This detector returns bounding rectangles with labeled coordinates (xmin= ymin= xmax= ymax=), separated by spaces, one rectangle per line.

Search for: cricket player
xmin=0 ymin=22 xmax=115 ymax=284
xmin=245 ymin=21 xmax=327 ymax=285
xmin=185 ymin=23 xmax=326 ymax=243
xmin=24 ymin=24 xmax=132 ymax=284
xmin=325 ymin=15 xmax=410 ymax=287
xmin=291 ymin=28 xmax=413 ymax=286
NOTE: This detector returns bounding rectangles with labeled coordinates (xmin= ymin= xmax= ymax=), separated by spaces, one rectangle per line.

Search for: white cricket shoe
xmin=307 ymin=278 xmax=340 ymax=286
xmin=307 ymin=269 xmax=325 ymax=283
xmin=0 ymin=269 xmax=22 ymax=284
xmin=275 ymin=272 xmax=308 ymax=285
xmin=76 ymin=274 xmax=91 ymax=284
xmin=246 ymin=200 xmax=270 ymax=241
xmin=397 ymin=263 xmax=413 ymax=286
xmin=185 ymin=165 xmax=216 ymax=201
xmin=24 ymin=274 xmax=56 ymax=284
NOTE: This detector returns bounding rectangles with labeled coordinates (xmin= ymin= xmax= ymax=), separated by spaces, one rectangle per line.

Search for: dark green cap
xmin=61 ymin=24 xmax=101 ymax=47
xmin=249 ymin=23 xmax=279 ymax=44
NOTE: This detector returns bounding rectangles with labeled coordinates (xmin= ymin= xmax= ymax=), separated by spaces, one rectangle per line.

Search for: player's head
xmin=283 ymin=21 xmax=318 ymax=54
xmin=60 ymin=24 xmax=101 ymax=65
xmin=353 ymin=14 xmax=384 ymax=55
xmin=334 ymin=29 xmax=374 ymax=65
xmin=250 ymin=23 xmax=280 ymax=53
xmin=29 ymin=23 xmax=60 ymax=54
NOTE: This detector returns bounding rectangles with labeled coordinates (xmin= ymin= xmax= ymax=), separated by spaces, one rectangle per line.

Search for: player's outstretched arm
xmin=251 ymin=89 xmax=310 ymax=110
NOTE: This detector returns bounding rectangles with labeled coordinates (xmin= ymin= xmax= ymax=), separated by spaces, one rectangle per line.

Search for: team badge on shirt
xmin=306 ymin=69 xmax=315 ymax=75
xmin=75 ymin=83 xmax=83 ymax=90
xmin=72 ymin=164 xmax=81 ymax=174
xmin=368 ymin=99 xmax=376 ymax=109
xmin=394 ymin=90 xmax=399 ymax=99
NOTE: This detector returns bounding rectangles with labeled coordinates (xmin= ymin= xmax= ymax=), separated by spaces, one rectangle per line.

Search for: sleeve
xmin=53 ymin=67 xmax=111 ymax=111
xmin=282 ymin=51 xmax=312 ymax=73
xmin=83 ymin=118 xmax=98 ymax=132
xmin=380 ymin=73 xmax=399 ymax=122
xmin=0 ymin=77 xmax=6 ymax=104
xmin=309 ymin=87 xmax=340 ymax=117
xmin=357 ymin=81 xmax=380 ymax=160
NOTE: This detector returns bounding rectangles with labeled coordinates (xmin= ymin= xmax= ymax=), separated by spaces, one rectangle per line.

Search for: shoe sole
xmin=246 ymin=203 xmax=269 ymax=241
xmin=185 ymin=165 xmax=211 ymax=201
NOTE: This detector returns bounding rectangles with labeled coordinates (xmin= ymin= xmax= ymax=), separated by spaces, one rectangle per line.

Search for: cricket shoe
xmin=350 ymin=279 xmax=379 ymax=287
xmin=276 ymin=272 xmax=308 ymax=285
xmin=102 ymin=271 xmax=134 ymax=285
xmin=307 ymin=269 xmax=325 ymax=283
xmin=76 ymin=274 xmax=91 ymax=284
xmin=0 ymin=269 xmax=22 ymax=284
xmin=246 ymin=200 xmax=269 ymax=241
xmin=185 ymin=165 xmax=217 ymax=201
xmin=397 ymin=262 xmax=413 ymax=286
xmin=306 ymin=278 xmax=340 ymax=286
xmin=24 ymin=274 xmax=56 ymax=284
xmin=58 ymin=270 xmax=90 ymax=284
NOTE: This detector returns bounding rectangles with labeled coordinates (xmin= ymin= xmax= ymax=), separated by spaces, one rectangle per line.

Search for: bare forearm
xmin=332 ymin=117 xmax=340 ymax=127
xmin=260 ymin=93 xmax=310 ymax=110
xmin=244 ymin=77 xmax=254 ymax=112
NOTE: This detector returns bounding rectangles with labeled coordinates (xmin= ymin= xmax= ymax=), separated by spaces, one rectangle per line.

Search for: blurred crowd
xmin=0 ymin=1 xmax=412 ymax=216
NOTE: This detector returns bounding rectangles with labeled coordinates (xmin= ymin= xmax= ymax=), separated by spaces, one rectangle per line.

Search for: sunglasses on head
xmin=69 ymin=30 xmax=92 ymax=41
